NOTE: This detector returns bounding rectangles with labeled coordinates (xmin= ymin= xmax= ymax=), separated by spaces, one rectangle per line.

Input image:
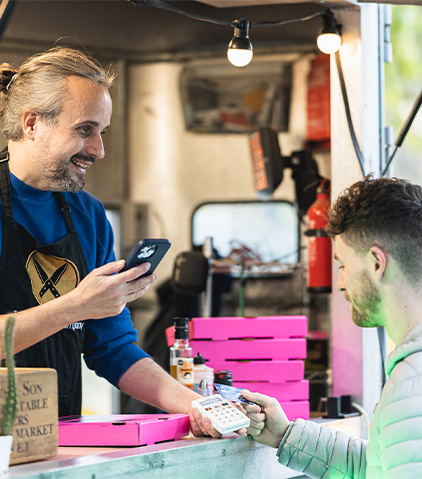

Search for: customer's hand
xmin=241 ymin=390 xmax=290 ymax=449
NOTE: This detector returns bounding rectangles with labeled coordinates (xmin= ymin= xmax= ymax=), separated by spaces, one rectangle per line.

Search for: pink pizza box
xmin=191 ymin=316 xmax=308 ymax=340
xmin=191 ymin=338 xmax=306 ymax=361
xmin=58 ymin=414 xmax=190 ymax=447
xmin=233 ymin=380 xmax=309 ymax=401
xmin=209 ymin=360 xmax=304 ymax=382
xmin=279 ymin=401 xmax=310 ymax=420
xmin=166 ymin=316 xmax=308 ymax=345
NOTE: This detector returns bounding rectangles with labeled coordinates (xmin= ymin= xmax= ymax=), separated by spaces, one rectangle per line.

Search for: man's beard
xmin=40 ymin=153 xmax=95 ymax=193
xmin=346 ymin=270 xmax=382 ymax=328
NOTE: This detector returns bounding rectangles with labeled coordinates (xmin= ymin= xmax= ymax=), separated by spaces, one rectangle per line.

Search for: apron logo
xmin=26 ymin=251 xmax=80 ymax=305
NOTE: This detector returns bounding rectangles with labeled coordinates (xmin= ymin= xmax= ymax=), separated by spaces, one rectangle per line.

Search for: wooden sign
xmin=0 ymin=368 xmax=58 ymax=465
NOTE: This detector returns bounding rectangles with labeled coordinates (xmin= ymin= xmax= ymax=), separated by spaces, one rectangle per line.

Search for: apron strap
xmin=54 ymin=192 xmax=76 ymax=234
xmin=54 ymin=192 xmax=90 ymax=277
xmin=0 ymin=149 xmax=13 ymax=220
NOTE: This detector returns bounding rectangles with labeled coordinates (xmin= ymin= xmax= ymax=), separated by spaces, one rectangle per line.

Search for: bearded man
xmin=241 ymin=176 xmax=422 ymax=478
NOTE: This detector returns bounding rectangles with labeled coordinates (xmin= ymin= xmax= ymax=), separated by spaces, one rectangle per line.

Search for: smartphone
xmin=121 ymin=238 xmax=171 ymax=278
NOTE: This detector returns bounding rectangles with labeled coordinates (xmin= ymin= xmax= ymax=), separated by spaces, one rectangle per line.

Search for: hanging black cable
xmin=129 ymin=0 xmax=327 ymax=30
xmin=250 ymin=11 xmax=326 ymax=29
xmin=382 ymin=88 xmax=422 ymax=176
xmin=129 ymin=0 xmax=234 ymax=26
xmin=334 ymin=50 xmax=366 ymax=176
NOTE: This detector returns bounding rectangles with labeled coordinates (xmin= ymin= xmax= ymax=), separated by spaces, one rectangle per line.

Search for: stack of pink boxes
xmin=168 ymin=316 xmax=309 ymax=421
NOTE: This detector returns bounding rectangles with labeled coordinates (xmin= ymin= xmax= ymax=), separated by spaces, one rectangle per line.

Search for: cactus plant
xmin=1 ymin=316 xmax=17 ymax=436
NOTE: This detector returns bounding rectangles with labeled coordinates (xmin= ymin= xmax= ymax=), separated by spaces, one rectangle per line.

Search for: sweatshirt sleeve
xmin=82 ymin=307 xmax=151 ymax=388
xmin=276 ymin=419 xmax=367 ymax=479
xmin=77 ymin=195 xmax=151 ymax=387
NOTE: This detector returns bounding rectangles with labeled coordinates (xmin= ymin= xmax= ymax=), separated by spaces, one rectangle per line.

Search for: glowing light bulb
xmin=317 ymin=33 xmax=342 ymax=54
xmin=227 ymin=47 xmax=253 ymax=67
xmin=227 ymin=19 xmax=253 ymax=68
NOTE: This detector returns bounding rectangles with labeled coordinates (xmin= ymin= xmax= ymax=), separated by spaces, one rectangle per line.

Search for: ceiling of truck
xmin=0 ymin=0 xmax=357 ymax=60
xmin=197 ymin=0 xmax=355 ymax=6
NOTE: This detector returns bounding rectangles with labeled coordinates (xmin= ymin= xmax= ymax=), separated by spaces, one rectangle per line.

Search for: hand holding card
xmin=240 ymin=390 xmax=290 ymax=449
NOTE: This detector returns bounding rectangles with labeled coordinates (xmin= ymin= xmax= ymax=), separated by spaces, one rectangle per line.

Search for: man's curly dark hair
xmin=326 ymin=175 xmax=422 ymax=283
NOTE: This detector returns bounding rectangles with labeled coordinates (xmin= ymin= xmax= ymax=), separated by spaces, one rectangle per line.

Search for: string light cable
xmin=130 ymin=0 xmax=327 ymax=30
xmin=129 ymin=0 xmax=331 ymax=68
xmin=129 ymin=0 xmax=234 ymax=26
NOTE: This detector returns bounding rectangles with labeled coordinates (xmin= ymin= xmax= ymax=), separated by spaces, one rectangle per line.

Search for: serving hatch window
xmin=191 ymin=200 xmax=299 ymax=263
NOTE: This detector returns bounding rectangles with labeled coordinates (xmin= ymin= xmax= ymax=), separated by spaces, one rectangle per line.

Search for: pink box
xmin=233 ymin=380 xmax=309 ymax=401
xmin=279 ymin=401 xmax=310 ymax=420
xmin=209 ymin=360 xmax=304 ymax=382
xmin=192 ymin=338 xmax=306 ymax=361
xmin=191 ymin=316 xmax=307 ymax=340
xmin=58 ymin=414 xmax=190 ymax=446
xmin=166 ymin=316 xmax=308 ymax=345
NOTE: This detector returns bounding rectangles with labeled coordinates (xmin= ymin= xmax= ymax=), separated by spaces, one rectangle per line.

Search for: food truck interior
xmin=0 ymin=0 xmax=403 ymax=426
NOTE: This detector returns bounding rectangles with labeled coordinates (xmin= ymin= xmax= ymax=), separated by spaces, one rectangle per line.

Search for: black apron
xmin=0 ymin=150 xmax=89 ymax=417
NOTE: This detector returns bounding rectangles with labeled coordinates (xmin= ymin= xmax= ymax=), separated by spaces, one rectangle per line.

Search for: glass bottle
xmin=170 ymin=317 xmax=194 ymax=390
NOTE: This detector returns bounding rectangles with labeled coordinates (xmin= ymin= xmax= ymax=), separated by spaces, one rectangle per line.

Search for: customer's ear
xmin=369 ymin=246 xmax=387 ymax=281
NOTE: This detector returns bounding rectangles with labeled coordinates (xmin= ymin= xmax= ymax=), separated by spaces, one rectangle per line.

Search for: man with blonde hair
xmin=0 ymin=47 xmax=206 ymax=424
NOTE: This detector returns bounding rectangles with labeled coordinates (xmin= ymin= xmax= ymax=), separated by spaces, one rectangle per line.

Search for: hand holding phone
xmin=120 ymin=239 xmax=171 ymax=278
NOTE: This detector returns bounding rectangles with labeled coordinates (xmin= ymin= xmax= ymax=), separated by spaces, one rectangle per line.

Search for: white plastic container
xmin=193 ymin=353 xmax=214 ymax=396
xmin=0 ymin=435 xmax=12 ymax=473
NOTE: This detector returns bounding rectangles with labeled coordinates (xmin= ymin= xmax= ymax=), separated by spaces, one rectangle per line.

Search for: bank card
xmin=214 ymin=383 xmax=258 ymax=405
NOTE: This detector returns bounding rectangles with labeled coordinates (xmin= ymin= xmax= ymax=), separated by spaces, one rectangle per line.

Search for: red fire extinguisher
xmin=306 ymin=179 xmax=332 ymax=293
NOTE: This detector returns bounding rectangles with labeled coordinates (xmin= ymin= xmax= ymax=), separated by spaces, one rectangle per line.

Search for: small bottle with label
xmin=170 ymin=317 xmax=194 ymax=390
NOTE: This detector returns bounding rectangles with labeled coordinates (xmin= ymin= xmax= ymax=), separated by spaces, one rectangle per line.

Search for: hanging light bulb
xmin=317 ymin=10 xmax=342 ymax=54
xmin=227 ymin=19 xmax=253 ymax=68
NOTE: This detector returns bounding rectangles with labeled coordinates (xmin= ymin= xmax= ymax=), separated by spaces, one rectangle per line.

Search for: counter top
xmin=5 ymin=416 xmax=362 ymax=479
